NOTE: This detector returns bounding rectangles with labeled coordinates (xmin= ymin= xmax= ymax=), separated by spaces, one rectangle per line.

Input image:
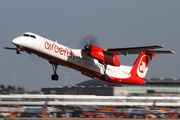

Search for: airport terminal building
xmin=41 ymin=78 xmax=180 ymax=96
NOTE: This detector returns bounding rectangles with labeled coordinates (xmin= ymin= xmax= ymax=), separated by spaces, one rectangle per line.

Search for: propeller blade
xmin=77 ymin=34 xmax=100 ymax=49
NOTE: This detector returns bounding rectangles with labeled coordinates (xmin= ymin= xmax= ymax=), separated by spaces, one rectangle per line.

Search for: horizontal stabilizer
xmin=103 ymin=45 xmax=175 ymax=55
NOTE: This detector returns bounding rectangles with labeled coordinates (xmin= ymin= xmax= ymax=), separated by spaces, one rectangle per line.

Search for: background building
xmin=41 ymin=78 xmax=180 ymax=96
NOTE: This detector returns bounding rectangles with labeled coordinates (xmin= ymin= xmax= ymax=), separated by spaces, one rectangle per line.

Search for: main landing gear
xmin=101 ymin=64 xmax=109 ymax=80
xmin=51 ymin=64 xmax=59 ymax=81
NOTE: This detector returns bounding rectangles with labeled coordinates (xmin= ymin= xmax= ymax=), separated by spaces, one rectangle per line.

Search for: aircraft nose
xmin=12 ymin=37 xmax=22 ymax=46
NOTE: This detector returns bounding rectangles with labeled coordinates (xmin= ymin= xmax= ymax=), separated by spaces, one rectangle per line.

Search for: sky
xmin=0 ymin=0 xmax=179 ymax=91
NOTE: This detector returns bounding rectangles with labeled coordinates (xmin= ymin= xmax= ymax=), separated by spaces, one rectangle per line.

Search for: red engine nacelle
xmin=86 ymin=46 xmax=120 ymax=66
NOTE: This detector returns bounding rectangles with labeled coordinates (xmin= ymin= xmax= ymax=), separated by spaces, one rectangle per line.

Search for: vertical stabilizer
xmin=43 ymin=98 xmax=49 ymax=109
xmin=151 ymin=100 xmax=156 ymax=110
xmin=130 ymin=51 xmax=155 ymax=80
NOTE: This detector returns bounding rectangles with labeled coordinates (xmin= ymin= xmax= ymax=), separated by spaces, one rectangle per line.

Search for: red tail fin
xmin=130 ymin=51 xmax=155 ymax=80
xmin=43 ymin=98 xmax=49 ymax=109
xmin=151 ymin=100 xmax=156 ymax=110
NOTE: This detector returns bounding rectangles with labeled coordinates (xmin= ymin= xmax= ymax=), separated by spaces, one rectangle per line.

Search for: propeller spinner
xmin=78 ymin=34 xmax=100 ymax=51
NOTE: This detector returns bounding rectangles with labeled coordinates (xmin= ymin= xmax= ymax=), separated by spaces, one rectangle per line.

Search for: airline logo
xmin=44 ymin=40 xmax=75 ymax=59
xmin=137 ymin=55 xmax=150 ymax=78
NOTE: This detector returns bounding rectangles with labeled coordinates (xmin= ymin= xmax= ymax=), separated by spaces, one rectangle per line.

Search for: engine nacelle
xmin=89 ymin=46 xmax=120 ymax=66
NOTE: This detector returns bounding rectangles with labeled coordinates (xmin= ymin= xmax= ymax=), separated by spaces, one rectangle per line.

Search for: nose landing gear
xmin=16 ymin=50 xmax=21 ymax=54
xmin=16 ymin=46 xmax=22 ymax=54
xmin=51 ymin=64 xmax=59 ymax=81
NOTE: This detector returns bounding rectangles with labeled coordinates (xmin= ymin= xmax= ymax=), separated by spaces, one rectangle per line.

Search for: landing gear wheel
xmin=51 ymin=74 xmax=59 ymax=81
xmin=16 ymin=49 xmax=21 ymax=54
xmin=16 ymin=46 xmax=22 ymax=54
xmin=101 ymin=74 xmax=108 ymax=80
xmin=51 ymin=63 xmax=59 ymax=81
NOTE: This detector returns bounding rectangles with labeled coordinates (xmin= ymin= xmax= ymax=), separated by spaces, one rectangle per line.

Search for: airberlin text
xmin=44 ymin=41 xmax=75 ymax=59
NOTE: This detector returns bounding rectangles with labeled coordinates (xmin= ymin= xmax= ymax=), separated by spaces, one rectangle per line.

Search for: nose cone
xmin=12 ymin=37 xmax=23 ymax=46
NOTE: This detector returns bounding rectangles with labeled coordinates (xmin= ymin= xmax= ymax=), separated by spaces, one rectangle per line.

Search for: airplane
xmin=4 ymin=32 xmax=175 ymax=85
xmin=127 ymin=100 xmax=157 ymax=118
xmin=23 ymin=98 xmax=49 ymax=115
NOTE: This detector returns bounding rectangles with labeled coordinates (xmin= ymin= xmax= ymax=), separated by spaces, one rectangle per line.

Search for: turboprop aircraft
xmin=4 ymin=32 xmax=175 ymax=85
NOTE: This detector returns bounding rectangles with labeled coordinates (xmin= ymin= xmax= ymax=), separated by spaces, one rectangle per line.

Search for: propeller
xmin=77 ymin=34 xmax=100 ymax=50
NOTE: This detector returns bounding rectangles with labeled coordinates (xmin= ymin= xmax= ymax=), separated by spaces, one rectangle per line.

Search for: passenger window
xmin=30 ymin=35 xmax=36 ymax=39
xmin=23 ymin=34 xmax=30 ymax=37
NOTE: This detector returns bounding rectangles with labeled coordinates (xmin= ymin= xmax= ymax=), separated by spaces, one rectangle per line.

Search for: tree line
xmin=0 ymin=84 xmax=25 ymax=94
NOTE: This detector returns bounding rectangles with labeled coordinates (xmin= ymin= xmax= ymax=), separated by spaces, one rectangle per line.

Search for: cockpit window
xmin=30 ymin=35 xmax=36 ymax=39
xmin=23 ymin=34 xmax=30 ymax=37
xmin=23 ymin=34 xmax=36 ymax=39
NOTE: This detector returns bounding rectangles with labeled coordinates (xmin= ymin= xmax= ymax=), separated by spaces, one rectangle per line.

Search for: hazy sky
xmin=1 ymin=0 xmax=179 ymax=91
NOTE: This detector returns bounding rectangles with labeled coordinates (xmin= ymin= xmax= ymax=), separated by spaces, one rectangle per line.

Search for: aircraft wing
xmin=4 ymin=47 xmax=19 ymax=50
xmin=4 ymin=47 xmax=26 ymax=52
xmin=103 ymin=45 xmax=175 ymax=55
